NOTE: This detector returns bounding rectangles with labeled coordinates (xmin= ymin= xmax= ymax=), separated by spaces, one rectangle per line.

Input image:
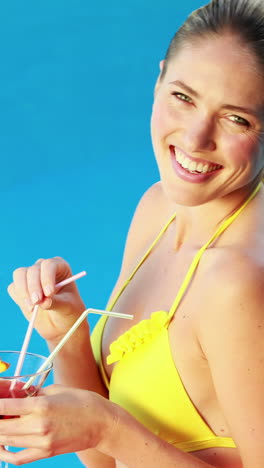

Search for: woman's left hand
xmin=0 ymin=384 xmax=116 ymax=465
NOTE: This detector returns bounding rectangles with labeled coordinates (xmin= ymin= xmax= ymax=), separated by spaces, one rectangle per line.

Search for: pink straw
xmin=10 ymin=270 xmax=87 ymax=389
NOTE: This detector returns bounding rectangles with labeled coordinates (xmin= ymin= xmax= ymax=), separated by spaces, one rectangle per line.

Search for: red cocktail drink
xmin=0 ymin=380 xmax=37 ymax=419
xmin=0 ymin=351 xmax=52 ymax=464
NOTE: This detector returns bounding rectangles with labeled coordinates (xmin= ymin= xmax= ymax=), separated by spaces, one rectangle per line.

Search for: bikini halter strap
xmin=167 ymin=182 xmax=262 ymax=321
xmin=107 ymin=212 xmax=176 ymax=312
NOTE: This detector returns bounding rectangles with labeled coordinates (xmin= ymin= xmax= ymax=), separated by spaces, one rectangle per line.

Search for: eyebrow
xmin=170 ymin=80 xmax=200 ymax=98
xmin=221 ymin=104 xmax=260 ymax=118
xmin=169 ymin=79 xmax=261 ymax=118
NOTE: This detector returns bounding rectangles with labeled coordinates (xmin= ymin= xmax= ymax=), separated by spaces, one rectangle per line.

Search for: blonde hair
xmin=160 ymin=0 xmax=264 ymax=79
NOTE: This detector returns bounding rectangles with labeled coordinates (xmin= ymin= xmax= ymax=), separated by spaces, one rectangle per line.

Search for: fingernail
xmin=31 ymin=292 xmax=40 ymax=304
xmin=44 ymin=285 xmax=52 ymax=297
xmin=45 ymin=297 xmax=52 ymax=308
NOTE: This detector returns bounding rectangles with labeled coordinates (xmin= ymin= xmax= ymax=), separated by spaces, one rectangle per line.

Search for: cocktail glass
xmin=0 ymin=351 xmax=53 ymax=468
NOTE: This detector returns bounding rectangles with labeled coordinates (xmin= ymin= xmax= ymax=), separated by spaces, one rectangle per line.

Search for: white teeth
xmin=181 ymin=157 xmax=190 ymax=169
xmin=174 ymin=149 xmax=221 ymax=174
xmin=189 ymin=161 xmax=197 ymax=172
xmin=177 ymin=152 xmax=185 ymax=164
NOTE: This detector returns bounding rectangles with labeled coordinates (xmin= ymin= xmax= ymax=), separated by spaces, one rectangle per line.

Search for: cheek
xmin=151 ymin=99 xmax=178 ymax=139
xmin=221 ymin=133 xmax=261 ymax=165
xmin=151 ymin=102 xmax=167 ymax=137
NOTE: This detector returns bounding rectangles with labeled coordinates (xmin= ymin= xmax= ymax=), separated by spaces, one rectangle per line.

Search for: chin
xmin=161 ymin=183 xmax=208 ymax=207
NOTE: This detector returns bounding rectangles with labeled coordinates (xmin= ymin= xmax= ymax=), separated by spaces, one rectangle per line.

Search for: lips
xmin=169 ymin=145 xmax=223 ymax=184
xmin=171 ymin=145 xmax=223 ymax=174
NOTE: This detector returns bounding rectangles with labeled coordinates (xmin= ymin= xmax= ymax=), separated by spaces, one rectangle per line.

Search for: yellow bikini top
xmin=91 ymin=182 xmax=262 ymax=453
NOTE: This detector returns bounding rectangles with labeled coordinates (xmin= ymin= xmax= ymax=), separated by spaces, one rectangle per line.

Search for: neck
xmin=171 ymin=179 xmax=262 ymax=250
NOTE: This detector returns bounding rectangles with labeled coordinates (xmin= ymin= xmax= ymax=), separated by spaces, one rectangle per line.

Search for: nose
xmin=182 ymin=116 xmax=216 ymax=153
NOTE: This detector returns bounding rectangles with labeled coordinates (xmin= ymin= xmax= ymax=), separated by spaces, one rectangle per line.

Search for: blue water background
xmin=0 ymin=1 xmax=201 ymax=466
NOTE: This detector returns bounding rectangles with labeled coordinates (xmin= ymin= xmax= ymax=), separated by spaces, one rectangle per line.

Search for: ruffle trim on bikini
xmin=106 ymin=310 xmax=169 ymax=364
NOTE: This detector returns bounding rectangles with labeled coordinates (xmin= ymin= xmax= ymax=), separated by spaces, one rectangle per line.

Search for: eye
xmin=228 ymin=115 xmax=250 ymax=127
xmin=172 ymin=92 xmax=193 ymax=103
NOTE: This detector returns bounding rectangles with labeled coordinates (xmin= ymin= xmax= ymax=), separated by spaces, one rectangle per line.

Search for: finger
xmin=37 ymin=296 xmax=53 ymax=310
xmin=35 ymin=258 xmax=44 ymax=265
xmin=0 ymin=431 xmax=51 ymax=448
xmin=26 ymin=264 xmax=45 ymax=305
xmin=7 ymin=282 xmax=30 ymax=311
xmin=0 ymin=398 xmax=32 ymax=418
xmin=7 ymin=282 xmax=19 ymax=304
xmin=12 ymin=268 xmax=31 ymax=309
xmin=7 ymin=283 xmax=36 ymax=322
xmin=0 ymin=447 xmax=52 ymax=465
xmin=40 ymin=257 xmax=72 ymax=297
xmin=0 ymin=419 xmax=38 ymax=438
xmin=39 ymin=258 xmax=61 ymax=297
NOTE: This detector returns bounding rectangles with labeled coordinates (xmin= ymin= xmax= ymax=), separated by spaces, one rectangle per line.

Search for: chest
xmin=100 ymin=229 xmax=240 ymax=437
xmin=102 ymin=236 xmax=212 ymax=385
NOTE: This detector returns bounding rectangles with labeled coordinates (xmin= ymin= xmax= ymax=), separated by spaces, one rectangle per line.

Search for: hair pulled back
xmin=161 ymin=0 xmax=264 ymax=78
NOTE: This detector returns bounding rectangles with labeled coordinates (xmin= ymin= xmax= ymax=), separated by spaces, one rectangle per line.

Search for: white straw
xmin=23 ymin=308 xmax=133 ymax=389
xmin=53 ymin=271 xmax=87 ymax=289
xmin=11 ymin=271 xmax=87 ymax=389
xmin=10 ymin=304 xmax=40 ymax=390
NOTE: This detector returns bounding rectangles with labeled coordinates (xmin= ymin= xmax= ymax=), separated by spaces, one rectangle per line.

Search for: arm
xmin=98 ymin=404 xmax=217 ymax=468
xmin=0 ymin=384 xmax=216 ymax=467
xmin=7 ymin=181 xmax=169 ymax=391
xmin=8 ymin=259 xmax=107 ymax=396
xmin=7 ymin=182 xmax=172 ymax=467
xmin=8 ymin=259 xmax=113 ymax=468
xmin=195 ymin=257 xmax=264 ymax=468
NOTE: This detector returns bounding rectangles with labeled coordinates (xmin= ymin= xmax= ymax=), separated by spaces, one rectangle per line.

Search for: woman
xmin=3 ymin=0 xmax=264 ymax=466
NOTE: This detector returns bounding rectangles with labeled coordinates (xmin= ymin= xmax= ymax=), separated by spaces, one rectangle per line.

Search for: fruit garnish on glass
xmin=0 ymin=359 xmax=10 ymax=373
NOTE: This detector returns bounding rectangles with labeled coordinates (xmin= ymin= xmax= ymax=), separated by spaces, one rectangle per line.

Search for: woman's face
xmin=151 ymin=34 xmax=264 ymax=206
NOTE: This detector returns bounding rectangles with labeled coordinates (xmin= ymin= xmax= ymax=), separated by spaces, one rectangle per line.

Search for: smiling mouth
xmin=171 ymin=146 xmax=223 ymax=174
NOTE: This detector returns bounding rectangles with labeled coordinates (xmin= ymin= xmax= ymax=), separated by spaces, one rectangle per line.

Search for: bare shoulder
xmin=119 ymin=181 xmax=174 ymax=273
xmin=195 ymin=245 xmax=264 ymax=363
xmin=105 ymin=181 xmax=175 ymax=312
xmin=128 ymin=181 xmax=174 ymax=235
xmin=211 ymin=246 xmax=264 ymax=299
xmin=198 ymin=247 xmax=264 ymax=340
xmin=196 ymin=249 xmax=264 ymax=466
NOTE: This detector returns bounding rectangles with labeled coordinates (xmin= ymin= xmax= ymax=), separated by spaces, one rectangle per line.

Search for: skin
xmin=3 ymin=32 xmax=264 ymax=467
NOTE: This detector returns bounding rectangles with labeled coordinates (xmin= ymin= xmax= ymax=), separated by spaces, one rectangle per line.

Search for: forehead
xmin=164 ymin=34 xmax=264 ymax=108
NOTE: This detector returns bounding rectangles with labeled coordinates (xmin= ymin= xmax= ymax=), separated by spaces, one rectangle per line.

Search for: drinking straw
xmin=11 ymin=271 xmax=87 ymax=390
xmin=23 ymin=307 xmax=133 ymax=389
